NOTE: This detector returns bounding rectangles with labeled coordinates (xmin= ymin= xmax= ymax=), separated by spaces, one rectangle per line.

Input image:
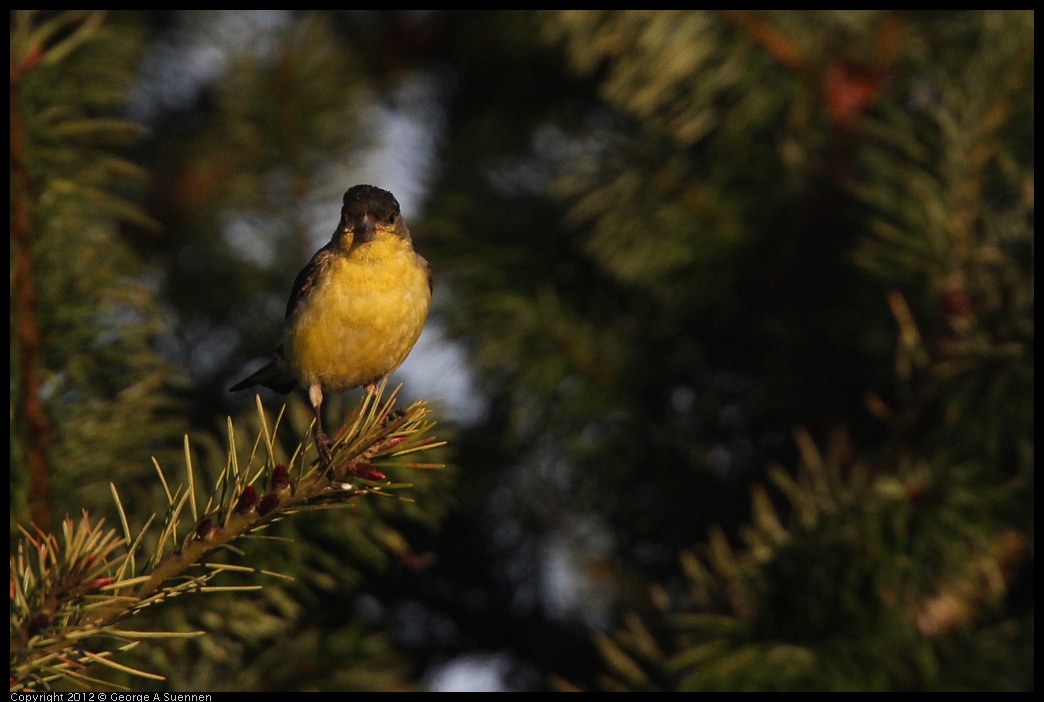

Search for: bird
xmin=230 ymin=184 xmax=431 ymax=466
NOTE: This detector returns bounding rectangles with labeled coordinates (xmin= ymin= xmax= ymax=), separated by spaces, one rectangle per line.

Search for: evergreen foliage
xmin=10 ymin=384 xmax=447 ymax=690
xmin=10 ymin=10 xmax=186 ymax=532
xmin=10 ymin=10 xmax=452 ymax=691
xmin=423 ymin=9 xmax=1032 ymax=690
xmin=10 ymin=10 xmax=1032 ymax=692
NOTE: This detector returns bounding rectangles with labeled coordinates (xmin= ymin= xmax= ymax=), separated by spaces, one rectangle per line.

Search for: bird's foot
xmin=314 ymin=426 xmax=333 ymax=467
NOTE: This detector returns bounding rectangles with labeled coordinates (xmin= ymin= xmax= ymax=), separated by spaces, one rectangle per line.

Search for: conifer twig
xmin=9 ymin=381 xmax=445 ymax=691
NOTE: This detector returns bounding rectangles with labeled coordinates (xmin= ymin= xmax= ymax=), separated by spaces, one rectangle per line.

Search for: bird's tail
xmin=230 ymin=353 xmax=297 ymax=394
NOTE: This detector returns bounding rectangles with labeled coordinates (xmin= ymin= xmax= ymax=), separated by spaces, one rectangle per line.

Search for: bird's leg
xmin=309 ymin=384 xmax=333 ymax=466
xmin=314 ymin=408 xmax=333 ymax=467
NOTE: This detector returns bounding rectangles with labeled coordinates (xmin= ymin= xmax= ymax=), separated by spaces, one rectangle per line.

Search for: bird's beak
xmin=355 ymin=213 xmax=376 ymax=243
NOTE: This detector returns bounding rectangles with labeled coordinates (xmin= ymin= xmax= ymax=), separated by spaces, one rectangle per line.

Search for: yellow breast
xmin=284 ymin=236 xmax=430 ymax=390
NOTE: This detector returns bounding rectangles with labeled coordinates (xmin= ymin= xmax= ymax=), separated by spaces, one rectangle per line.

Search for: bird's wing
xmin=285 ymin=245 xmax=337 ymax=320
xmin=418 ymin=253 xmax=433 ymax=295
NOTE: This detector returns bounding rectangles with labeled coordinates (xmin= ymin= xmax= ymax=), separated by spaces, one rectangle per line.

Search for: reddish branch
xmin=11 ymin=58 xmax=54 ymax=530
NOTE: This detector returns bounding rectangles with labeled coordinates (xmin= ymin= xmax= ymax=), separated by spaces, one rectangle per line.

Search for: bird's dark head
xmin=336 ymin=185 xmax=406 ymax=247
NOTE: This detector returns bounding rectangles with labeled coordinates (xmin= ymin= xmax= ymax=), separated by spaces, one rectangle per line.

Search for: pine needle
xmin=80 ymin=649 xmax=166 ymax=681
xmin=151 ymin=455 xmax=173 ymax=505
xmin=183 ymin=434 xmax=198 ymax=523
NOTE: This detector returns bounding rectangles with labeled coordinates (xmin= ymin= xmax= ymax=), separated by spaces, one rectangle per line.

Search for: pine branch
xmin=10 ymin=9 xmax=162 ymax=530
xmin=586 ymin=424 xmax=1030 ymax=691
xmin=10 ymin=18 xmax=55 ymax=531
xmin=9 ymin=381 xmax=446 ymax=691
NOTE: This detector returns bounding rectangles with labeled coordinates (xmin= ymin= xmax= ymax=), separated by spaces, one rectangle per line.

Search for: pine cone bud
xmin=258 ymin=493 xmax=281 ymax=516
xmin=272 ymin=463 xmax=291 ymax=492
xmin=234 ymin=485 xmax=258 ymax=514
xmin=195 ymin=516 xmax=214 ymax=541
xmin=376 ymin=436 xmax=408 ymax=453
xmin=27 ymin=613 xmax=53 ymax=636
xmin=352 ymin=462 xmax=386 ymax=480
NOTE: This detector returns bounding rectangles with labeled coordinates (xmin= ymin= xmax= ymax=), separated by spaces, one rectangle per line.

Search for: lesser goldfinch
xmin=230 ymin=184 xmax=431 ymax=465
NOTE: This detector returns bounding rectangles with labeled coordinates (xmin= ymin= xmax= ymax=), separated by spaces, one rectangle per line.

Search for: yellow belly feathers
xmin=284 ymin=236 xmax=430 ymax=390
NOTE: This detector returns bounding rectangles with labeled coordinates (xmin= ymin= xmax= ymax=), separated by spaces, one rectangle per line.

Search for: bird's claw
xmin=315 ymin=427 xmax=333 ymax=467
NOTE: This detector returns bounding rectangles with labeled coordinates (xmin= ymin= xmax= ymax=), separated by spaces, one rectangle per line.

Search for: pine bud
xmin=258 ymin=493 xmax=281 ymax=516
xmin=272 ymin=463 xmax=291 ymax=492
xmin=234 ymin=485 xmax=258 ymax=514
xmin=27 ymin=613 xmax=53 ymax=636
xmin=352 ymin=462 xmax=386 ymax=480
xmin=376 ymin=436 xmax=408 ymax=453
xmin=824 ymin=61 xmax=881 ymax=126
xmin=195 ymin=516 xmax=214 ymax=541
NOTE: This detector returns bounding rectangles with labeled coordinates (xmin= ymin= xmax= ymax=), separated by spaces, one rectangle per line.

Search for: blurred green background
xmin=10 ymin=10 xmax=1033 ymax=691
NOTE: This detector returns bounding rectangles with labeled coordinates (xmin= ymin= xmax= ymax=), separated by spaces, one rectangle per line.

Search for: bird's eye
xmin=388 ymin=213 xmax=398 ymax=224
